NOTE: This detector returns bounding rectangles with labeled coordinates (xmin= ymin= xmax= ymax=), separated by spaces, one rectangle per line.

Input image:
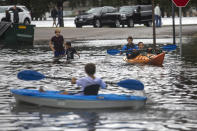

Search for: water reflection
xmin=11 ymin=102 xmax=136 ymax=131
xmin=182 ymin=38 xmax=197 ymax=64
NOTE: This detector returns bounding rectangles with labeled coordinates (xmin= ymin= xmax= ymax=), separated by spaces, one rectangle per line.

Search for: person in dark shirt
xmin=49 ymin=28 xmax=65 ymax=57
xmin=57 ymin=7 xmax=63 ymax=27
xmin=51 ymin=7 xmax=58 ymax=27
xmin=5 ymin=10 xmax=11 ymax=22
xmin=13 ymin=5 xmax=19 ymax=23
xmin=65 ymin=41 xmax=80 ymax=60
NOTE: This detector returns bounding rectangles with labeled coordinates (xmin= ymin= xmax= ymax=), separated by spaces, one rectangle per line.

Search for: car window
xmin=119 ymin=6 xmax=133 ymax=13
xmin=9 ymin=7 xmax=23 ymax=12
xmin=0 ymin=7 xmax=8 ymax=13
xmin=22 ymin=7 xmax=29 ymax=12
xmin=139 ymin=5 xmax=152 ymax=12
xmin=9 ymin=8 xmax=14 ymax=12
xmin=107 ymin=7 xmax=116 ymax=13
xmin=143 ymin=6 xmax=152 ymax=11
xmin=102 ymin=7 xmax=108 ymax=14
xmin=86 ymin=7 xmax=102 ymax=14
xmin=17 ymin=7 xmax=23 ymax=12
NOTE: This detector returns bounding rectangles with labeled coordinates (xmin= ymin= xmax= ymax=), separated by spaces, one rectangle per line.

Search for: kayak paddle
xmin=107 ymin=49 xmax=121 ymax=55
xmin=17 ymin=70 xmax=144 ymax=90
xmin=17 ymin=70 xmax=71 ymax=81
xmin=161 ymin=44 xmax=177 ymax=51
xmin=107 ymin=44 xmax=177 ymax=55
xmin=117 ymin=79 xmax=144 ymax=90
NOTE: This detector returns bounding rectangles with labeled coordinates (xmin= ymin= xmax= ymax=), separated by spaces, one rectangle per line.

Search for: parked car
xmin=0 ymin=5 xmax=31 ymax=24
xmin=74 ymin=6 xmax=121 ymax=28
xmin=119 ymin=5 xmax=152 ymax=27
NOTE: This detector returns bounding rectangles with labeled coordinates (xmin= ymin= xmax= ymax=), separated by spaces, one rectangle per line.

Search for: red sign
xmin=172 ymin=0 xmax=190 ymax=7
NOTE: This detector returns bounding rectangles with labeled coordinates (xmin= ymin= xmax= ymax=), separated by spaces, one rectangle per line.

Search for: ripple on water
xmin=0 ymin=40 xmax=197 ymax=130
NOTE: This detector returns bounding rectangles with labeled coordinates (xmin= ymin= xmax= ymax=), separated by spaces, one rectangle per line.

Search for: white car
xmin=0 ymin=5 xmax=31 ymax=24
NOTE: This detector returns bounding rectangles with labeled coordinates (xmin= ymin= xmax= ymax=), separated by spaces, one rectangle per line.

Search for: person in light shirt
xmin=154 ymin=4 xmax=162 ymax=27
xmin=71 ymin=63 xmax=106 ymax=95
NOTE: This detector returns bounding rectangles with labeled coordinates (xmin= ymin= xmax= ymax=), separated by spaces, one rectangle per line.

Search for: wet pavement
xmin=0 ymin=37 xmax=197 ymax=130
xmin=32 ymin=17 xmax=197 ymax=27
xmin=34 ymin=25 xmax=197 ymax=44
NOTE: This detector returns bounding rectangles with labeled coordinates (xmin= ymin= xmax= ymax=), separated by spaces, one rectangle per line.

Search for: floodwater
xmin=0 ymin=38 xmax=197 ymax=131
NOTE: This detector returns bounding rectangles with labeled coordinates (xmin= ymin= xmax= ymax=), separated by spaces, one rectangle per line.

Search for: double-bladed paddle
xmin=107 ymin=44 xmax=177 ymax=55
xmin=17 ymin=70 xmax=144 ymax=90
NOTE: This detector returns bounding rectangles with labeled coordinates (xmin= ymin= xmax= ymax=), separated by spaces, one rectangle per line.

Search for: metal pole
xmin=152 ymin=0 xmax=156 ymax=49
xmin=179 ymin=7 xmax=182 ymax=56
xmin=61 ymin=0 xmax=64 ymax=27
xmin=172 ymin=1 xmax=176 ymax=45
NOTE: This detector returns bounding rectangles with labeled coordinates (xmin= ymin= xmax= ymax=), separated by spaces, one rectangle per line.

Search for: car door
xmin=140 ymin=5 xmax=152 ymax=22
xmin=100 ymin=7 xmax=108 ymax=24
xmin=107 ymin=7 xmax=117 ymax=24
xmin=17 ymin=7 xmax=25 ymax=23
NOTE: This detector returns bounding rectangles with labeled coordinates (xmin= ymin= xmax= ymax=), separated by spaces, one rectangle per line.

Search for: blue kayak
xmin=11 ymin=89 xmax=147 ymax=109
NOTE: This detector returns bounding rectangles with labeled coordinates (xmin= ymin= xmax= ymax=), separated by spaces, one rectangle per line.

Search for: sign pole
xmin=152 ymin=0 xmax=156 ymax=49
xmin=179 ymin=7 xmax=182 ymax=56
xmin=172 ymin=0 xmax=190 ymax=56
xmin=172 ymin=1 xmax=176 ymax=45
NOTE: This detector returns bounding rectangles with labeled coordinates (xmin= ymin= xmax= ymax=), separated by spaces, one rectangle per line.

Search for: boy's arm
xmin=100 ymin=79 xmax=107 ymax=89
xmin=74 ymin=48 xmax=80 ymax=58
xmin=49 ymin=41 xmax=55 ymax=52
xmin=63 ymin=42 xmax=66 ymax=50
xmin=76 ymin=52 xmax=80 ymax=58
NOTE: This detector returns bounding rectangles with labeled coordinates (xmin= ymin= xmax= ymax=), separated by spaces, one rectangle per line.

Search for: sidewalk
xmin=32 ymin=17 xmax=197 ymax=27
xmin=34 ymin=25 xmax=197 ymax=44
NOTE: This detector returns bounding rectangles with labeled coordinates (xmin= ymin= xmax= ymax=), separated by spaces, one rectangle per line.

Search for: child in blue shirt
xmin=121 ymin=36 xmax=138 ymax=59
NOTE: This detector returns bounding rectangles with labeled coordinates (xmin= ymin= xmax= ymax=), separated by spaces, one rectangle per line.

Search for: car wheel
xmin=1 ymin=18 xmax=6 ymax=22
xmin=145 ymin=21 xmax=152 ymax=27
xmin=94 ymin=19 xmax=101 ymax=28
xmin=128 ymin=19 xmax=134 ymax=27
xmin=76 ymin=24 xmax=82 ymax=28
xmin=114 ymin=19 xmax=120 ymax=28
xmin=24 ymin=19 xmax=30 ymax=25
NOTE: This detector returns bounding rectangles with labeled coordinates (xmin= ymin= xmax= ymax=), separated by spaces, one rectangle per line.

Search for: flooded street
xmin=0 ymin=38 xmax=197 ymax=131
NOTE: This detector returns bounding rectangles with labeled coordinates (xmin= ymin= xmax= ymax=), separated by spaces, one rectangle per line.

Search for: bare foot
xmin=39 ymin=87 xmax=45 ymax=92
xmin=60 ymin=91 xmax=69 ymax=95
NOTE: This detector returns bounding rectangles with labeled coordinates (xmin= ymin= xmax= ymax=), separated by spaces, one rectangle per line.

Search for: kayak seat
xmin=84 ymin=84 xmax=100 ymax=95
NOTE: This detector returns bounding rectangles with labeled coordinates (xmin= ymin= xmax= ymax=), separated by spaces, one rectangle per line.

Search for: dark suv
xmin=75 ymin=6 xmax=121 ymax=28
xmin=119 ymin=5 xmax=152 ymax=27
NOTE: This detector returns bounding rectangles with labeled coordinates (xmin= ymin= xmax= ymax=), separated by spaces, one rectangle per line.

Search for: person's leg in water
xmin=53 ymin=51 xmax=65 ymax=64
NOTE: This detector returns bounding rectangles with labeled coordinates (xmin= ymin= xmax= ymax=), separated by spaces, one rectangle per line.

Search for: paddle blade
xmin=117 ymin=79 xmax=144 ymax=90
xmin=17 ymin=70 xmax=46 ymax=81
xmin=162 ymin=45 xmax=177 ymax=51
xmin=107 ymin=49 xmax=120 ymax=55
